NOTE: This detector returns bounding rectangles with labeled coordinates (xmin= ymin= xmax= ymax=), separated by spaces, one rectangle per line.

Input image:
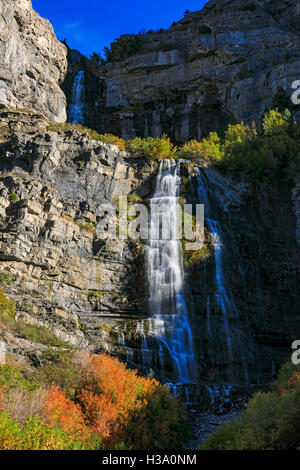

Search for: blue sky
xmin=32 ymin=1 xmax=208 ymax=57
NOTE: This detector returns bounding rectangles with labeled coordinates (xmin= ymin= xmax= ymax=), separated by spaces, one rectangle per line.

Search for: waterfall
xmin=143 ymin=159 xmax=196 ymax=384
xmin=195 ymin=167 xmax=249 ymax=384
xmin=68 ymin=71 xmax=85 ymax=125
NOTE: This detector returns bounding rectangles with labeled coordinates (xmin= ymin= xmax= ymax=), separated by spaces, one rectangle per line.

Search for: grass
xmin=14 ymin=322 xmax=70 ymax=348
xmin=88 ymin=290 xmax=120 ymax=303
xmin=76 ymin=222 xmax=96 ymax=234
xmin=183 ymin=244 xmax=212 ymax=267
xmin=0 ymin=273 xmax=13 ymax=285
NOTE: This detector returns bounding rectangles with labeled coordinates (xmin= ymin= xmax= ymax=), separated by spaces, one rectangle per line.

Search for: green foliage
xmin=271 ymin=87 xmax=293 ymax=113
xmin=0 ymin=365 xmax=40 ymax=392
xmin=125 ymin=134 xmax=177 ymax=161
xmin=104 ymin=36 xmax=143 ymax=62
xmin=262 ymin=109 xmax=290 ymax=136
xmin=127 ymin=192 xmax=142 ymax=204
xmin=0 ymin=288 xmax=15 ymax=322
xmin=76 ymin=222 xmax=96 ymax=234
xmin=0 ymin=412 xmax=92 ymax=450
xmin=125 ymin=385 xmax=191 ymax=450
xmin=47 ymin=123 xmax=125 ymax=149
xmin=184 ymin=244 xmax=211 ymax=267
xmin=178 ymin=133 xmax=224 ymax=161
xmin=9 ymin=192 xmax=18 ymax=202
xmin=40 ymin=348 xmax=60 ymax=363
xmin=200 ymin=362 xmax=300 ymax=450
xmin=98 ymin=323 xmax=115 ymax=336
xmin=88 ymin=290 xmax=119 ymax=303
xmin=0 ymin=273 xmax=13 ymax=285
xmin=34 ymin=353 xmax=81 ymax=399
xmin=178 ymin=111 xmax=300 ymax=177
xmin=14 ymin=322 xmax=69 ymax=348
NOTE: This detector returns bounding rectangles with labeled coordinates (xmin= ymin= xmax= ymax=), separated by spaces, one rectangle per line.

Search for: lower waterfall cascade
xmin=194 ymin=167 xmax=252 ymax=386
xmin=134 ymin=159 xmax=197 ymax=386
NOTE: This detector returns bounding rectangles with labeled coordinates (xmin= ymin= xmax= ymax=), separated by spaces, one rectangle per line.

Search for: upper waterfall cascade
xmin=68 ymin=70 xmax=86 ymax=125
xmin=136 ymin=159 xmax=197 ymax=384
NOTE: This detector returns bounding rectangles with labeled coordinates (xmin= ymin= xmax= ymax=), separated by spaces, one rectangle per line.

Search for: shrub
xmin=104 ymin=36 xmax=143 ymax=62
xmin=9 ymin=192 xmax=18 ymax=202
xmin=14 ymin=322 xmax=69 ymax=348
xmin=2 ymin=388 xmax=47 ymax=425
xmin=127 ymin=192 xmax=142 ymax=204
xmin=0 ymin=365 xmax=40 ymax=392
xmin=47 ymin=123 xmax=125 ymax=149
xmin=0 ymin=288 xmax=15 ymax=323
xmin=0 ymin=273 xmax=13 ymax=285
xmin=0 ymin=412 xmax=90 ymax=450
xmin=40 ymin=348 xmax=60 ymax=363
xmin=44 ymin=384 xmax=98 ymax=445
xmin=178 ymin=133 xmax=224 ymax=162
xmin=200 ymin=362 xmax=300 ymax=450
xmin=76 ymin=222 xmax=96 ymax=234
xmin=0 ymin=352 xmax=190 ymax=450
xmin=125 ymin=134 xmax=177 ymax=160
xmin=34 ymin=353 xmax=81 ymax=399
xmin=262 ymin=109 xmax=289 ymax=136
xmin=74 ymin=352 xmax=190 ymax=449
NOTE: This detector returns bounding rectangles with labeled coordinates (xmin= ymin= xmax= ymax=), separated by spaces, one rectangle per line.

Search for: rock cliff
xmin=0 ymin=0 xmax=299 ymax=410
xmin=0 ymin=113 xmax=152 ymax=363
xmin=64 ymin=0 xmax=300 ymax=142
xmin=0 ymin=0 xmax=67 ymax=122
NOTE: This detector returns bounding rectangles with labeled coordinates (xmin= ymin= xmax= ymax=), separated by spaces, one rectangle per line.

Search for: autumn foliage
xmin=0 ymin=352 xmax=189 ymax=450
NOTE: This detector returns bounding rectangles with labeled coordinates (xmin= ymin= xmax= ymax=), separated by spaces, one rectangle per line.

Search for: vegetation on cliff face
xmin=178 ymin=109 xmax=300 ymax=176
xmin=200 ymin=362 xmax=300 ymax=450
xmin=47 ymin=109 xmax=300 ymax=177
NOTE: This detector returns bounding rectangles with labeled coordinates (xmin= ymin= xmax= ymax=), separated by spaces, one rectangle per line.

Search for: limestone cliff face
xmin=0 ymin=117 xmax=152 ymax=363
xmin=64 ymin=0 xmax=300 ymax=142
xmin=0 ymin=0 xmax=67 ymax=122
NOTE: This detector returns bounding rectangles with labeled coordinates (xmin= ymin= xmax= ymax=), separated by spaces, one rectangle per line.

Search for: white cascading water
xmin=195 ymin=168 xmax=233 ymax=371
xmin=195 ymin=167 xmax=249 ymax=384
xmin=68 ymin=70 xmax=86 ymax=125
xmin=137 ymin=159 xmax=196 ymax=384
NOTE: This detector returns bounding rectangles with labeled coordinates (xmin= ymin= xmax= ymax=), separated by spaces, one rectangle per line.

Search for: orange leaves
xmin=78 ymin=387 xmax=118 ymax=439
xmin=44 ymin=384 xmax=91 ymax=441
xmin=42 ymin=354 xmax=160 ymax=446
xmin=11 ymin=351 xmax=190 ymax=449
xmin=75 ymin=353 xmax=161 ymax=446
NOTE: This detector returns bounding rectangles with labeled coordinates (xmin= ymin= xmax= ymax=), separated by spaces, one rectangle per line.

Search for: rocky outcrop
xmin=64 ymin=0 xmax=300 ymax=142
xmin=0 ymin=121 xmax=153 ymax=362
xmin=0 ymin=0 xmax=67 ymax=122
xmin=185 ymin=167 xmax=300 ymax=387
